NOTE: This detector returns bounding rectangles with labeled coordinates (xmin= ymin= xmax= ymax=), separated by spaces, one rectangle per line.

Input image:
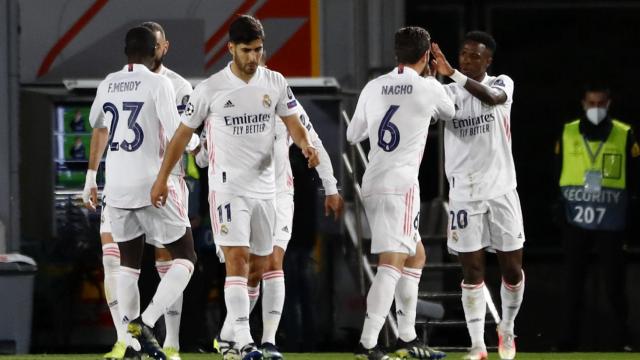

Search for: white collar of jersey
xmin=121 ymin=63 xmax=151 ymax=73
xmin=157 ymin=64 xmax=167 ymax=75
xmin=394 ymin=65 xmax=420 ymax=77
xmin=224 ymin=61 xmax=261 ymax=86
xmin=479 ymin=72 xmax=490 ymax=84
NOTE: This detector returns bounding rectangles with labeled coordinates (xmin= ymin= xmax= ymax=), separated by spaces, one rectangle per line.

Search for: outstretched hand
xmin=431 ymin=42 xmax=455 ymax=77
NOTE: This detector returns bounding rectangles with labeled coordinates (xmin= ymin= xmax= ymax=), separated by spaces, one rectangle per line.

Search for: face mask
xmin=586 ymin=107 xmax=608 ymax=125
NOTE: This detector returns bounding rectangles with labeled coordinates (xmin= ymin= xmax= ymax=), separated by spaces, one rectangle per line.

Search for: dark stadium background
xmin=1 ymin=0 xmax=639 ymax=355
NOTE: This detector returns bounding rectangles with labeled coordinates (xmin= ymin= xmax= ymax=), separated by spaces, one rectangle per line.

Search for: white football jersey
xmin=347 ymin=66 xmax=455 ymax=196
xmin=182 ymin=63 xmax=299 ymax=198
xmin=89 ymin=64 xmax=182 ymax=208
xmin=443 ymin=74 xmax=516 ymax=201
xmin=275 ymin=106 xmax=338 ymax=195
xmin=159 ymin=65 xmax=193 ymax=176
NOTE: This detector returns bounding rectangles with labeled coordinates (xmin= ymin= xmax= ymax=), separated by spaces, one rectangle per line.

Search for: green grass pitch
xmin=0 ymin=353 xmax=638 ymax=360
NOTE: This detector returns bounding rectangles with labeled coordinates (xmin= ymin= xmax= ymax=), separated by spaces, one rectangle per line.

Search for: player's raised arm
xmin=281 ymin=113 xmax=319 ymax=168
xmin=432 ymin=42 xmax=507 ymax=106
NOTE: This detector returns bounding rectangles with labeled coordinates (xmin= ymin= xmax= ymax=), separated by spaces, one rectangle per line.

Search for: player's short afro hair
xmin=124 ymin=26 xmax=156 ymax=58
xmin=464 ymin=31 xmax=497 ymax=54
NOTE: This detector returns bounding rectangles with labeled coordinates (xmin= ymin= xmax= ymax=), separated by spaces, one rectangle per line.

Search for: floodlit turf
xmin=0 ymin=353 xmax=638 ymax=360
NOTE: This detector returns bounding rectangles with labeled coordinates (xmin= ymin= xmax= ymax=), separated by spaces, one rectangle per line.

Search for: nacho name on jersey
xmin=451 ymin=112 xmax=495 ymax=138
xmin=381 ymin=84 xmax=413 ymax=95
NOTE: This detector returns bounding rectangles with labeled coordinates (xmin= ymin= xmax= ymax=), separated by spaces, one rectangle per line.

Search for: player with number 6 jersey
xmin=347 ymin=26 xmax=453 ymax=360
xmin=347 ymin=72 xmax=452 ymax=198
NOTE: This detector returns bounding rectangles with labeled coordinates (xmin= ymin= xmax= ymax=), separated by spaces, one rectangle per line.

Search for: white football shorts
xmin=273 ymin=192 xmax=294 ymax=251
xmin=447 ymin=189 xmax=525 ymax=254
xmin=100 ymin=175 xmax=191 ymax=238
xmin=208 ymin=191 xmax=275 ymax=257
xmin=363 ymin=186 xmax=421 ymax=256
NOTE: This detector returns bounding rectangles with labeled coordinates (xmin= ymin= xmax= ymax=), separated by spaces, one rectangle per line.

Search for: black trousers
xmin=560 ymin=224 xmax=629 ymax=350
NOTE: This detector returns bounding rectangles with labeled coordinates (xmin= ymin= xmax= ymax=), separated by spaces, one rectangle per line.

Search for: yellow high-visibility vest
xmin=559 ymin=119 xmax=628 ymax=189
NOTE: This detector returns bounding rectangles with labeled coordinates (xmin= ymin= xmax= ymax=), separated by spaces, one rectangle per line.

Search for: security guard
xmin=555 ymin=85 xmax=638 ymax=351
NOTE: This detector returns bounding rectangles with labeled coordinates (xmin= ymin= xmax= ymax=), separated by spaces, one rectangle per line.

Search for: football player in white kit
xmin=86 ymin=22 xmax=193 ymax=360
xmin=150 ymin=15 xmax=319 ymax=360
xmin=347 ymin=26 xmax=454 ymax=360
xmin=83 ymin=26 xmax=196 ymax=360
xmin=431 ymin=31 xmax=525 ymax=360
xmin=201 ymin=104 xmax=344 ymax=359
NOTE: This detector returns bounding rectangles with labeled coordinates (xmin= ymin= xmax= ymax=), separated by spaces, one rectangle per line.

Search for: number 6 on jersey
xmin=377 ymin=105 xmax=400 ymax=152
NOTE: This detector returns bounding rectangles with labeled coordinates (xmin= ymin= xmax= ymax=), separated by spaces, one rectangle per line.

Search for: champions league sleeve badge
xmin=185 ymin=102 xmax=195 ymax=116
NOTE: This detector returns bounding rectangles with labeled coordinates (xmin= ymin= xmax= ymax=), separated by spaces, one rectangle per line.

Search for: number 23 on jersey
xmin=103 ymin=101 xmax=145 ymax=152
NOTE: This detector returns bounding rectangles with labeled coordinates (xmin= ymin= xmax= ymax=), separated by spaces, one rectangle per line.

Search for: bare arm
xmin=432 ymin=42 xmax=507 ymax=106
xmin=280 ymin=114 xmax=319 ymax=168
xmin=150 ymin=123 xmax=195 ymax=206
xmin=88 ymin=128 xmax=108 ymax=171
xmin=83 ymin=128 xmax=108 ymax=210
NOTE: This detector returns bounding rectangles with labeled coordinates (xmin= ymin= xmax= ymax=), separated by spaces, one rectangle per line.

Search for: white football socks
xmin=360 ymin=265 xmax=402 ymax=349
xmin=500 ymin=270 xmax=525 ymax=334
xmin=141 ymin=259 xmax=193 ymax=328
xmin=224 ymin=276 xmax=254 ymax=347
xmin=102 ymin=244 xmax=126 ymax=343
xmin=117 ymin=266 xmax=141 ymax=326
xmin=395 ymin=267 xmax=422 ymax=342
xmin=462 ymin=281 xmax=487 ymax=350
xmin=248 ymin=284 xmax=261 ymax=314
xmin=156 ymin=260 xmax=184 ymax=350
xmin=261 ymin=270 xmax=285 ymax=345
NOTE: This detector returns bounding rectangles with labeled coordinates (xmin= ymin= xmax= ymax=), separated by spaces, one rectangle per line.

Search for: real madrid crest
xmin=263 ymin=94 xmax=272 ymax=108
xmin=220 ymin=224 xmax=229 ymax=235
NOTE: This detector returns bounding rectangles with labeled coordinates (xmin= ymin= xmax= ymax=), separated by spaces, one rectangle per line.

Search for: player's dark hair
xmin=141 ymin=21 xmax=165 ymax=39
xmin=394 ymin=26 xmax=431 ymax=64
xmin=124 ymin=26 xmax=156 ymax=58
xmin=584 ymin=83 xmax=611 ymax=98
xmin=229 ymin=15 xmax=265 ymax=44
xmin=464 ymin=31 xmax=497 ymax=54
